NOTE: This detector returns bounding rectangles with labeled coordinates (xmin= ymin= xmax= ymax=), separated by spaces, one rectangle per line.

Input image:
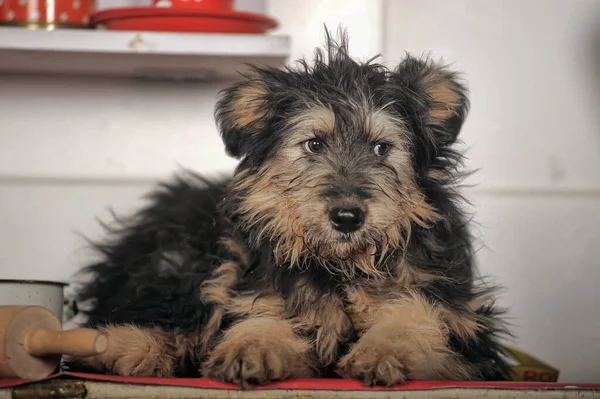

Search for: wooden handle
xmin=25 ymin=328 xmax=108 ymax=357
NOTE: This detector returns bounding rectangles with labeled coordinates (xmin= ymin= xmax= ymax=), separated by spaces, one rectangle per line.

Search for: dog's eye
xmin=373 ymin=142 xmax=391 ymax=157
xmin=303 ymin=138 xmax=324 ymax=154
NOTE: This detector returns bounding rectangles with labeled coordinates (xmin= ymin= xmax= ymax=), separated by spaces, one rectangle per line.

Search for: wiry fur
xmin=66 ymin=29 xmax=511 ymax=386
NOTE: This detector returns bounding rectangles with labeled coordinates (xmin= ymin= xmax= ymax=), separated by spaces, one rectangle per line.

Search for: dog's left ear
xmin=214 ymin=78 xmax=272 ymax=159
xmin=388 ymin=56 xmax=469 ymax=148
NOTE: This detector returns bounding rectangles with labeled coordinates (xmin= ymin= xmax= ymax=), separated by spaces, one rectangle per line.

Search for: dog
xmin=67 ymin=30 xmax=510 ymax=387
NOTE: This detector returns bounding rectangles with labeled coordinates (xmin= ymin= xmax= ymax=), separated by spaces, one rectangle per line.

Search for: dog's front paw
xmin=202 ymin=317 xmax=313 ymax=388
xmin=337 ymin=341 xmax=407 ymax=386
xmin=203 ymin=338 xmax=311 ymax=388
xmin=77 ymin=325 xmax=175 ymax=377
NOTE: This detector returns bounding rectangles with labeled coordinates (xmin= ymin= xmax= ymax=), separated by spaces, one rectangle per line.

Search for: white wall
xmin=268 ymin=0 xmax=383 ymax=62
xmin=1 ymin=0 xmax=598 ymax=384
xmin=384 ymin=0 xmax=600 ymax=383
xmin=0 ymin=76 xmax=235 ymax=281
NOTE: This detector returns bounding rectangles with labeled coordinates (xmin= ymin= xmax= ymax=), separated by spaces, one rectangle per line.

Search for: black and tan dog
xmin=67 ymin=30 xmax=510 ymax=387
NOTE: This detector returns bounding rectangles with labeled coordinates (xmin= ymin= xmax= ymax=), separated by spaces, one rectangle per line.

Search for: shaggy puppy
xmin=67 ymin=30 xmax=510 ymax=387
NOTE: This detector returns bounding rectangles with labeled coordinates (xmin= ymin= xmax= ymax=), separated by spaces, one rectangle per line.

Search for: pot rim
xmin=0 ymin=279 xmax=68 ymax=287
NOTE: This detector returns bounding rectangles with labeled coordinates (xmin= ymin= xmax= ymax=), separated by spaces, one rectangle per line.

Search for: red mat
xmin=1 ymin=372 xmax=599 ymax=391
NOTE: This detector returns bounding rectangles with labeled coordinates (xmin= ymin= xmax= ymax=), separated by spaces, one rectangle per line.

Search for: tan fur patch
xmin=173 ymin=332 xmax=206 ymax=367
xmin=79 ymin=325 xmax=179 ymax=377
xmin=338 ymin=292 xmax=473 ymax=384
xmin=286 ymin=282 xmax=354 ymax=366
xmin=203 ymin=316 xmax=315 ymax=387
xmin=442 ymin=293 xmax=502 ymax=342
xmin=227 ymin=294 xmax=285 ymax=318
xmin=395 ymin=261 xmax=451 ymax=289
xmin=441 ymin=307 xmax=482 ymax=342
xmin=199 ymin=261 xmax=242 ymax=349
xmin=303 ymin=303 xmax=354 ymax=366
xmin=364 ymin=106 xmax=407 ymax=141
xmin=232 ymin=166 xmax=307 ymax=266
xmin=286 ymin=106 xmax=336 ymax=136
xmin=230 ymin=81 xmax=269 ymax=129
xmin=427 ymin=168 xmax=451 ymax=182
xmin=200 ymin=261 xmax=241 ymax=308
xmin=422 ymin=69 xmax=464 ymax=125
xmin=221 ymin=237 xmax=251 ymax=265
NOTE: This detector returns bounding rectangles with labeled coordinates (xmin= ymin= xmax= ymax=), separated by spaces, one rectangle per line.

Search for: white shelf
xmin=0 ymin=27 xmax=291 ymax=80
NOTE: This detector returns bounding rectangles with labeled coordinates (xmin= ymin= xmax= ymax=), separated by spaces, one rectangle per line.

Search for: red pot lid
xmin=91 ymin=7 xmax=278 ymax=34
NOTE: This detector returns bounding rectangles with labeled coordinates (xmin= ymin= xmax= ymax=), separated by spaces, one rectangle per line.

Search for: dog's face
xmin=216 ymin=33 xmax=469 ymax=278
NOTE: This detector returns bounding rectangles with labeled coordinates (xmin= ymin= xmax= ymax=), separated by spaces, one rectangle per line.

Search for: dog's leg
xmin=75 ymin=325 xmax=179 ymax=377
xmin=202 ymin=316 xmax=314 ymax=387
xmin=337 ymin=293 xmax=473 ymax=385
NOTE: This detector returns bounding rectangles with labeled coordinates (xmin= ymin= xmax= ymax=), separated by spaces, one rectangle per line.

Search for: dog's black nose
xmin=329 ymin=208 xmax=364 ymax=233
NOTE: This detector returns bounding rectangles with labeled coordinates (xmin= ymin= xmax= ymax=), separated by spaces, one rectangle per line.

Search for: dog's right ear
xmin=214 ymin=79 xmax=272 ymax=159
